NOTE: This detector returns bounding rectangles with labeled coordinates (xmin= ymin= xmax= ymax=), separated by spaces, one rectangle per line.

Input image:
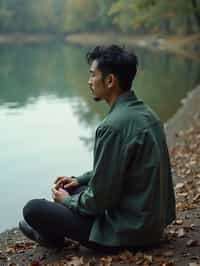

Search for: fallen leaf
xmin=155 ymin=256 xmax=174 ymax=266
xmin=186 ymin=239 xmax=199 ymax=247
xmin=189 ymin=263 xmax=200 ymax=266
xmin=135 ymin=258 xmax=144 ymax=265
xmin=30 ymin=261 xmax=40 ymax=266
xmin=193 ymin=193 xmax=200 ymax=202
xmin=177 ymin=192 xmax=188 ymax=197
xmin=163 ymin=261 xmax=174 ymax=266
xmin=175 ymin=183 xmax=185 ymax=190
xmin=175 ymin=219 xmax=184 ymax=225
xmin=100 ymin=256 xmax=112 ymax=266
xmin=5 ymin=248 xmax=15 ymax=255
xmin=162 ymin=251 xmax=174 ymax=257
xmin=182 ymin=252 xmax=190 ymax=257
xmin=177 ymin=228 xmax=185 ymax=237
xmin=168 ymin=229 xmax=177 ymax=237
xmin=190 ymin=224 xmax=195 ymax=230
xmin=144 ymin=254 xmax=153 ymax=263
xmin=0 ymin=254 xmax=7 ymax=260
xmin=39 ymin=254 xmax=46 ymax=261
xmin=117 ymin=250 xmax=135 ymax=262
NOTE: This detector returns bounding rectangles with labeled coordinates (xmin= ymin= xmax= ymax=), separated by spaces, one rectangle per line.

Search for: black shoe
xmin=19 ymin=220 xmax=41 ymax=242
xmin=19 ymin=220 xmax=64 ymax=249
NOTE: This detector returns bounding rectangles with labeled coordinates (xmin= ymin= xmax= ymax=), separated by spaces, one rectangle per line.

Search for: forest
xmin=0 ymin=0 xmax=199 ymax=35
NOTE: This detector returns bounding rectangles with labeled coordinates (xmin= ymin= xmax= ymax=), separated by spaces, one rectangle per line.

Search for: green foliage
xmin=95 ymin=0 xmax=115 ymax=29
xmin=109 ymin=0 xmax=200 ymax=33
xmin=108 ymin=0 xmax=136 ymax=32
xmin=61 ymin=0 xmax=99 ymax=32
xmin=0 ymin=0 xmax=199 ymax=33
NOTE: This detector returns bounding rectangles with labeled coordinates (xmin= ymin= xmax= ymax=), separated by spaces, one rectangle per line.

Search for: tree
xmin=109 ymin=0 xmax=200 ymax=33
xmin=95 ymin=0 xmax=115 ymax=30
xmin=61 ymin=0 xmax=99 ymax=32
xmin=108 ymin=0 xmax=137 ymax=32
xmin=0 ymin=0 xmax=198 ymax=34
xmin=0 ymin=1 xmax=14 ymax=32
xmin=191 ymin=0 xmax=200 ymax=29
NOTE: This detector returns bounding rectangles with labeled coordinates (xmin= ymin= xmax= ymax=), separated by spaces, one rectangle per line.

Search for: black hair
xmin=86 ymin=45 xmax=138 ymax=91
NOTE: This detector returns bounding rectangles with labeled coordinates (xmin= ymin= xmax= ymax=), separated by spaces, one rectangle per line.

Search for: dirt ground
xmin=0 ymin=86 xmax=200 ymax=266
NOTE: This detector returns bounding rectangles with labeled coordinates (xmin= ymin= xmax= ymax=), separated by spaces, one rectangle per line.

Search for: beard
xmin=93 ymin=96 xmax=101 ymax=102
xmin=90 ymin=89 xmax=101 ymax=102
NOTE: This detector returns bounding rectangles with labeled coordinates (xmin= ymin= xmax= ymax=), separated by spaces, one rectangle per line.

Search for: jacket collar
xmin=109 ymin=90 xmax=138 ymax=113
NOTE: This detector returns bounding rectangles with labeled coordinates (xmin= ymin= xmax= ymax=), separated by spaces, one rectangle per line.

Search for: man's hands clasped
xmin=51 ymin=176 xmax=79 ymax=203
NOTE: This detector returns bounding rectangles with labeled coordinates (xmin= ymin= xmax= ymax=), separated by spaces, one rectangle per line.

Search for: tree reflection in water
xmin=0 ymin=43 xmax=199 ymax=148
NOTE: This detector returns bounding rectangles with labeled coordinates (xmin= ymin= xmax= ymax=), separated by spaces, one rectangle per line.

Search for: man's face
xmin=88 ymin=60 xmax=108 ymax=102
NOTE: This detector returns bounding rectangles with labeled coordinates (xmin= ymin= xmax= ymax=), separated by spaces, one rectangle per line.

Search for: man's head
xmin=86 ymin=45 xmax=138 ymax=103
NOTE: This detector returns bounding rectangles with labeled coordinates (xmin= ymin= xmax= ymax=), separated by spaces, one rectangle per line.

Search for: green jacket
xmin=62 ymin=91 xmax=176 ymax=247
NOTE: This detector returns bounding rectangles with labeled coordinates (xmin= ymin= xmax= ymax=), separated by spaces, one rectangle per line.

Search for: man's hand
xmin=54 ymin=176 xmax=79 ymax=190
xmin=51 ymin=187 xmax=70 ymax=203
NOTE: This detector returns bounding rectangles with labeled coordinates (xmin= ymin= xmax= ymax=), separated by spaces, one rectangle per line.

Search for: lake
xmin=0 ymin=43 xmax=199 ymax=232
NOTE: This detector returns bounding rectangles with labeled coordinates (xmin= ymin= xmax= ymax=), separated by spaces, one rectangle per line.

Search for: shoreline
xmin=0 ymin=33 xmax=62 ymax=44
xmin=0 ymin=32 xmax=200 ymax=60
xmin=166 ymin=84 xmax=200 ymax=147
xmin=65 ymin=32 xmax=200 ymax=60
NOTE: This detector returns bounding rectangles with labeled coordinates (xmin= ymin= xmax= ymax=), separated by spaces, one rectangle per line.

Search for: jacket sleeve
xmin=61 ymin=126 xmax=124 ymax=216
xmin=75 ymin=171 xmax=93 ymax=185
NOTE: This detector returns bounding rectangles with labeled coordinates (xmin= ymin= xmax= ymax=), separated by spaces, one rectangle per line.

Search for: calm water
xmin=0 ymin=43 xmax=199 ymax=232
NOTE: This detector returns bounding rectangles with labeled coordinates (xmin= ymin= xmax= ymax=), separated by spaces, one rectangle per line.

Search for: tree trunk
xmin=185 ymin=15 xmax=193 ymax=34
xmin=161 ymin=19 xmax=170 ymax=34
xmin=191 ymin=0 xmax=200 ymax=29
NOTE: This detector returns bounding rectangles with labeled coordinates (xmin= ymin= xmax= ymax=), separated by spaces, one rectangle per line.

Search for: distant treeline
xmin=0 ymin=0 xmax=199 ymax=34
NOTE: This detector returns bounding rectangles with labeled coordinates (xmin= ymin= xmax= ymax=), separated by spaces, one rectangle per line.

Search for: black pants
xmin=23 ymin=186 xmax=120 ymax=252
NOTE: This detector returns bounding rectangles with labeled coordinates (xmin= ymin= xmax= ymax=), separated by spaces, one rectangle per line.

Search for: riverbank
xmin=66 ymin=32 xmax=200 ymax=60
xmin=0 ymin=85 xmax=200 ymax=265
xmin=0 ymin=33 xmax=61 ymax=44
xmin=0 ymin=32 xmax=200 ymax=60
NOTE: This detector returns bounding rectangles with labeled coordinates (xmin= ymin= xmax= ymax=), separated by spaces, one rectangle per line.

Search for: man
xmin=19 ymin=45 xmax=176 ymax=251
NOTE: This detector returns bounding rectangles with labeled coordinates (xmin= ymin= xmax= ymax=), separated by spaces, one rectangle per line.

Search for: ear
xmin=106 ymin=74 xmax=115 ymax=88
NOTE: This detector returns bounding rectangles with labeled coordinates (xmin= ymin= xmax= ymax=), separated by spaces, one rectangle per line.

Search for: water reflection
xmin=134 ymin=47 xmax=200 ymax=120
xmin=0 ymin=44 xmax=75 ymax=107
xmin=0 ymin=44 xmax=199 ymax=121
xmin=0 ymin=97 xmax=93 ymax=232
xmin=1 ymin=43 xmax=199 ymax=151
